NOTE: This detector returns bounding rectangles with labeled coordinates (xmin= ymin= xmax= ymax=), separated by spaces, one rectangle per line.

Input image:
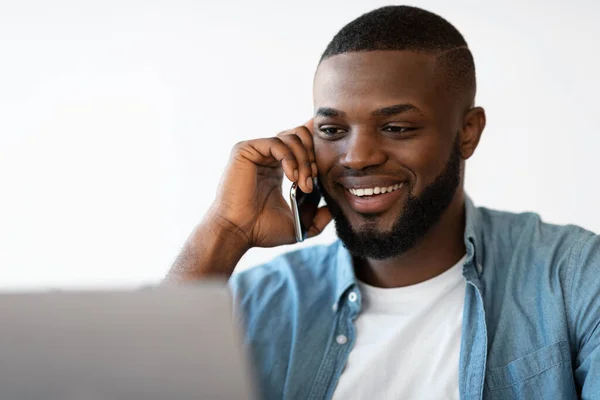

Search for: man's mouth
xmin=341 ymin=182 xmax=406 ymax=214
xmin=347 ymin=183 xmax=403 ymax=197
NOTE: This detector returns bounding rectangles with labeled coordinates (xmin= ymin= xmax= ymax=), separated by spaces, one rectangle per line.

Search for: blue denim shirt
xmin=229 ymin=197 xmax=600 ymax=399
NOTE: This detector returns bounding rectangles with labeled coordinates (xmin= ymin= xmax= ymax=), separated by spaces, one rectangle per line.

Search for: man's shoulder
xmin=229 ymin=241 xmax=341 ymax=302
xmin=475 ymin=204 xmax=599 ymax=274
xmin=477 ymin=205 xmax=596 ymax=246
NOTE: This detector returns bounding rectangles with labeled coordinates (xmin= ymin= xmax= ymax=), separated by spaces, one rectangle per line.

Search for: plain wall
xmin=1 ymin=0 xmax=599 ymax=289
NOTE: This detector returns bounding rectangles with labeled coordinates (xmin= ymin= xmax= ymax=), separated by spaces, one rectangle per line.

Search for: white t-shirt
xmin=332 ymin=255 xmax=467 ymax=400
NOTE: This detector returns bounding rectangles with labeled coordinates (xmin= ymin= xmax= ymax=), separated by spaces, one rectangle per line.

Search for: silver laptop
xmin=0 ymin=282 xmax=259 ymax=400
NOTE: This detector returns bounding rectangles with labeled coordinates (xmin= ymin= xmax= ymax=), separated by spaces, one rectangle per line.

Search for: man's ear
xmin=459 ymin=107 xmax=486 ymax=160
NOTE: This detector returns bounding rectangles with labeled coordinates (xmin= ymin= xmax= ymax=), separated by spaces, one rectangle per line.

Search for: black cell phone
xmin=289 ymin=178 xmax=323 ymax=242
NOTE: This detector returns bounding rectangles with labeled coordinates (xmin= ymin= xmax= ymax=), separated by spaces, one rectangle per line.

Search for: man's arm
xmin=569 ymin=233 xmax=600 ymax=398
xmin=165 ymin=213 xmax=250 ymax=281
xmin=164 ymin=123 xmax=330 ymax=282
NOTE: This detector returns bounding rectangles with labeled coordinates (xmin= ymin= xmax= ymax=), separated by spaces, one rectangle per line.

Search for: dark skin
xmin=312 ymin=50 xmax=486 ymax=287
xmin=166 ymin=50 xmax=486 ymax=288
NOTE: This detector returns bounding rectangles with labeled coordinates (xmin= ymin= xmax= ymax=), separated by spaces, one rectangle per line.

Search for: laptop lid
xmin=0 ymin=282 xmax=258 ymax=400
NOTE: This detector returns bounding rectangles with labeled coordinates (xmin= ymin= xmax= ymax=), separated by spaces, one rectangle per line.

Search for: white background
xmin=1 ymin=0 xmax=599 ymax=290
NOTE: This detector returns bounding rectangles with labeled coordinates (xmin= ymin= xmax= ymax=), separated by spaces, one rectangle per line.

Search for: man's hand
xmin=166 ymin=121 xmax=332 ymax=281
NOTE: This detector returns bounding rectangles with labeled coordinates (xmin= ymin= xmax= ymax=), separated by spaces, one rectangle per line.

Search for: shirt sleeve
xmin=570 ymin=233 xmax=600 ymax=399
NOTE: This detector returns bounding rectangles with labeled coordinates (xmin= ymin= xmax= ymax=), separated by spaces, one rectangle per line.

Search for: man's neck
xmin=354 ymin=191 xmax=467 ymax=288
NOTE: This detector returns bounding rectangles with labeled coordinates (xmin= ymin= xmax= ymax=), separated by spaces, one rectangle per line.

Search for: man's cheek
xmin=313 ymin=143 xmax=328 ymax=169
xmin=314 ymin=158 xmax=336 ymax=184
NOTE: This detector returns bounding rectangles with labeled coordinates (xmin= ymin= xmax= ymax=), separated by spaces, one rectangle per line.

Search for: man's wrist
xmin=166 ymin=213 xmax=251 ymax=282
xmin=200 ymin=212 xmax=252 ymax=260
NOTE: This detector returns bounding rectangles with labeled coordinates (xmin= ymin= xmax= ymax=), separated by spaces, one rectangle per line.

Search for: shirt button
xmin=336 ymin=335 xmax=348 ymax=345
xmin=348 ymin=292 xmax=357 ymax=302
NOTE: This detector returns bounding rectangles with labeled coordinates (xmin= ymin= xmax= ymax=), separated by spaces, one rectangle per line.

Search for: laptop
xmin=0 ymin=281 xmax=259 ymax=400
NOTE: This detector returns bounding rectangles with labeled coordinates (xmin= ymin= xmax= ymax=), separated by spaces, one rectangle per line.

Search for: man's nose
xmin=338 ymin=130 xmax=387 ymax=171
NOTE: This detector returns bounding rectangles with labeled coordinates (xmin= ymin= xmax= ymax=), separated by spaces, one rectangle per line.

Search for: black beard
xmin=320 ymin=138 xmax=462 ymax=260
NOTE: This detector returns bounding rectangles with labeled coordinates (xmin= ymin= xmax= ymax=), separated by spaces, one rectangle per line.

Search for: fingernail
xmin=311 ymin=162 xmax=318 ymax=177
xmin=294 ymin=169 xmax=299 ymax=181
xmin=307 ymin=177 xmax=313 ymax=191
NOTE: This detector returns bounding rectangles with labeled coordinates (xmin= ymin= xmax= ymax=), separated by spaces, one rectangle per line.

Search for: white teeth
xmin=348 ymin=183 xmax=403 ymax=197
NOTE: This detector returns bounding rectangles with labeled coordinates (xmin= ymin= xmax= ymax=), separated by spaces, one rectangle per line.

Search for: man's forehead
xmin=313 ymin=50 xmax=440 ymax=110
xmin=315 ymin=50 xmax=436 ymax=83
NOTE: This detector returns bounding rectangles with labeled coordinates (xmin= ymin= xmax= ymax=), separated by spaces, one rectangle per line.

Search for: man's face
xmin=313 ymin=50 xmax=465 ymax=259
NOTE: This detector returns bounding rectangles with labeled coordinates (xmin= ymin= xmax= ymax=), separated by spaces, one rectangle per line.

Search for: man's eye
xmin=319 ymin=127 xmax=345 ymax=136
xmin=383 ymin=126 xmax=417 ymax=134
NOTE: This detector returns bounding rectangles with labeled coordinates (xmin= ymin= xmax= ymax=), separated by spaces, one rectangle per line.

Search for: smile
xmin=347 ymin=183 xmax=403 ymax=197
xmin=342 ymin=182 xmax=406 ymax=214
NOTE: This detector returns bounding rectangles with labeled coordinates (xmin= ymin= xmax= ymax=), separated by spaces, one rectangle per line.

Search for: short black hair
xmin=320 ymin=6 xmax=476 ymax=104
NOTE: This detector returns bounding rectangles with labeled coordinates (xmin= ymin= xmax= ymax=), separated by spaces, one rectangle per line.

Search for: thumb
xmin=305 ymin=205 xmax=332 ymax=239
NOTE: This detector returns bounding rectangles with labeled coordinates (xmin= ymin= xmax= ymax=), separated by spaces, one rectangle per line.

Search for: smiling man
xmin=167 ymin=6 xmax=600 ymax=400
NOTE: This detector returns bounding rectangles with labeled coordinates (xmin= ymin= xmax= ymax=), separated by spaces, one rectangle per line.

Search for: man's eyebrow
xmin=316 ymin=104 xmax=423 ymax=118
xmin=315 ymin=107 xmax=347 ymax=118
xmin=372 ymin=103 xmax=423 ymax=116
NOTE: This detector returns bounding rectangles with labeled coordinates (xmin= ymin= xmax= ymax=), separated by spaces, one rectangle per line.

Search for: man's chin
xmin=343 ymin=208 xmax=402 ymax=232
xmin=331 ymin=214 xmax=405 ymax=259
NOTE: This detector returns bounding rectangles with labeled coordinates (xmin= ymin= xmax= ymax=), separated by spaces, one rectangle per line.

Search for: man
xmin=167 ymin=5 xmax=600 ymax=400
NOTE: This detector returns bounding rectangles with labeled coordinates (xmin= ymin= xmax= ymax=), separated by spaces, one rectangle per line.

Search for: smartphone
xmin=289 ymin=178 xmax=323 ymax=242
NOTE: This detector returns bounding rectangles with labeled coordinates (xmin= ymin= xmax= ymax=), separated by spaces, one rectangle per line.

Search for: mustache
xmin=329 ymin=167 xmax=403 ymax=178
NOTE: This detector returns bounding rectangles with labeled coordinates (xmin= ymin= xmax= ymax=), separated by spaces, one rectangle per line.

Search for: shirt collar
xmin=334 ymin=241 xmax=356 ymax=304
xmin=464 ymin=195 xmax=480 ymax=263
xmin=333 ymin=194 xmax=484 ymax=302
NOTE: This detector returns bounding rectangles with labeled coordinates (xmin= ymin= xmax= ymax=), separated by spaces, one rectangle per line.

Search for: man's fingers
xmin=291 ymin=126 xmax=317 ymax=178
xmin=306 ymin=206 xmax=333 ymax=239
xmin=303 ymin=118 xmax=314 ymax=133
xmin=238 ymin=138 xmax=299 ymax=183
xmin=266 ymin=138 xmax=301 ymax=183
xmin=277 ymin=132 xmax=314 ymax=193
xmin=237 ymin=121 xmax=318 ymax=192
xmin=302 ymin=119 xmax=317 ymax=177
